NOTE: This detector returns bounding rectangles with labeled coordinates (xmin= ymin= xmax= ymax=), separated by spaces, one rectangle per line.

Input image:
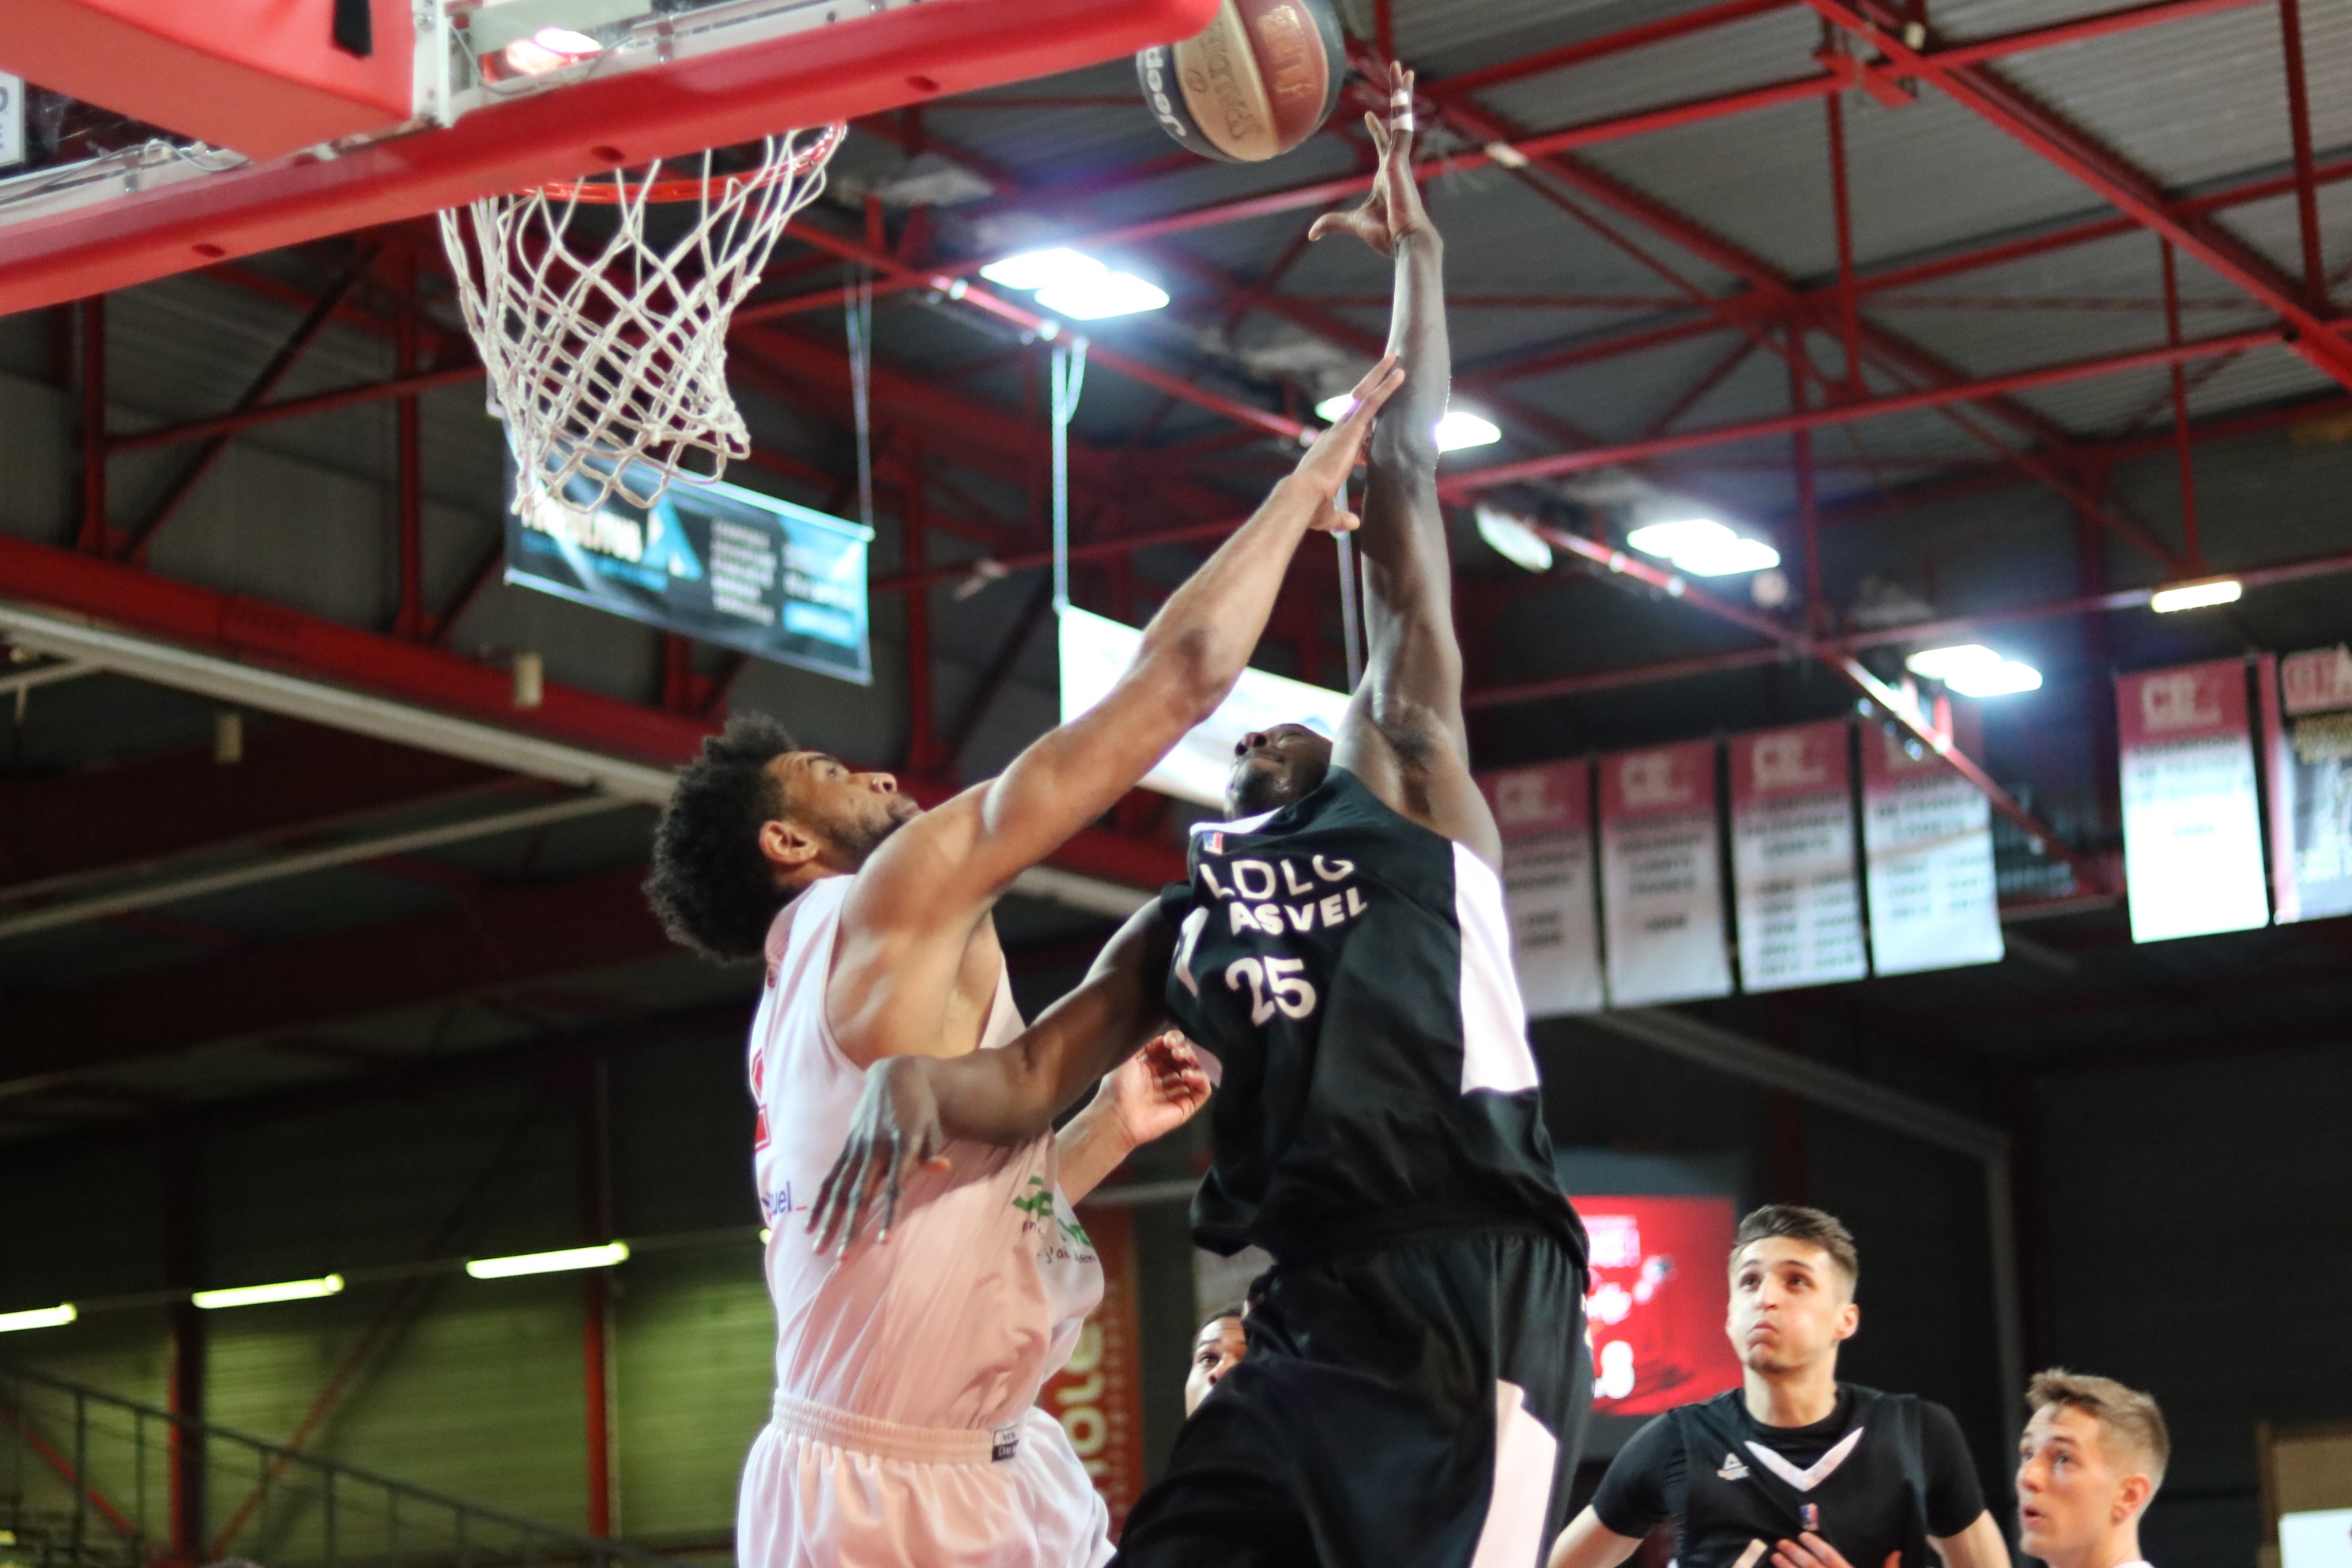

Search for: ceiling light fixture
xmin=193 ymin=1275 xmax=345 ymax=1310
xmin=1625 ymin=517 xmax=1781 ymax=577
xmin=2149 ymin=579 xmax=2243 ymax=613
xmin=980 ymin=249 xmax=1167 ymax=319
xmin=1905 ymin=643 xmax=2043 ymax=698
xmin=466 ymin=1242 xmax=631 ymax=1280
xmin=500 ymin=25 xmax=603 ymax=75
xmin=1313 ymin=396 xmax=1501 ymax=453
xmin=0 ymin=1304 xmax=77 ymax=1333
xmin=1474 ymin=507 xmax=1554 ymax=573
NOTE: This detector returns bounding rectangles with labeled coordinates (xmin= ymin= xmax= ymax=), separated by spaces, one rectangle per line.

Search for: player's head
xmin=1227 ymin=723 xmax=1332 ymax=818
xmin=1725 ymin=1204 xmax=1860 ymax=1378
xmin=1185 ymin=1304 xmax=1247 ymax=1415
xmin=645 ymin=715 xmax=919 ymax=961
xmin=2017 ymin=1370 xmax=2167 ymax=1565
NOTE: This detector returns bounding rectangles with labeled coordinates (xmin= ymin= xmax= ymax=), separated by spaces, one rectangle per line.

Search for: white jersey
xmin=738 ymin=875 xmax=1112 ymax=1568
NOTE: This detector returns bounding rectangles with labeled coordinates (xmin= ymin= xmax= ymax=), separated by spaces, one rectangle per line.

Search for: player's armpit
xmin=1546 ymin=1507 xmax=1647 ymax=1568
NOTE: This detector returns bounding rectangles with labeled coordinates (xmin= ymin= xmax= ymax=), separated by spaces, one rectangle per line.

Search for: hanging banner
xmin=1042 ymin=1204 xmax=1147 ymax=1536
xmin=1598 ymin=741 xmax=1731 ymax=1006
xmin=2269 ymin=646 xmax=2352 ymax=924
xmin=1059 ymin=605 xmax=1352 ymax=808
xmin=506 ymin=457 xmax=874 ymax=684
xmin=1860 ymin=727 xmax=2004 ymax=976
xmin=1478 ymin=761 xmax=1605 ymax=1016
xmin=2116 ymin=659 xmax=2270 ymax=943
xmin=1728 ymin=721 xmax=1866 ymax=992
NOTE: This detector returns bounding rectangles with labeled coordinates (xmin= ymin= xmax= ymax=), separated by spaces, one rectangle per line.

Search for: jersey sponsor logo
xmin=1743 ymin=1427 xmax=1867 ymax=1491
xmin=748 ymin=1050 xmax=770 ymax=1151
xmin=760 ymin=1182 xmax=798 ymax=1222
xmin=1718 ymin=1451 xmax=1751 ymax=1480
xmin=1012 ymin=1175 xmax=1092 ymax=1246
xmin=1196 ymin=854 xmax=1366 ymax=939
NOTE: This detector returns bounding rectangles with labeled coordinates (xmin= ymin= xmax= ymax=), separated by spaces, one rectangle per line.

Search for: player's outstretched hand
xmin=1290 ymin=352 xmax=1404 ymax=532
xmin=808 ymin=1054 xmax=951 ymax=1253
xmin=1103 ymin=1032 xmax=1215 ymax=1148
xmin=1771 ymin=1533 xmax=1898 ymax=1568
xmin=1306 ymin=62 xmax=1433 ymax=257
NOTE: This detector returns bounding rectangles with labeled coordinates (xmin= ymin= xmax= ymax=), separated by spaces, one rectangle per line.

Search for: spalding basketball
xmin=1136 ymin=0 xmax=1345 ymax=163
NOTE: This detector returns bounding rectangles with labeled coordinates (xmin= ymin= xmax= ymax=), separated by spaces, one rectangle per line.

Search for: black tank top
xmin=1672 ymin=1388 xmax=1932 ymax=1568
xmin=1157 ymin=767 xmax=1585 ymax=1263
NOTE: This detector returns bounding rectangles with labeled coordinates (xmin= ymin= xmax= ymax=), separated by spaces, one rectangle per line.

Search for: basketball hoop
xmin=439 ymin=124 xmax=846 ymax=514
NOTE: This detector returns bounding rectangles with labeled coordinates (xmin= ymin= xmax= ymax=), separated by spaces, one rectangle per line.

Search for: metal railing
xmin=0 ymin=1365 xmax=693 ymax=1568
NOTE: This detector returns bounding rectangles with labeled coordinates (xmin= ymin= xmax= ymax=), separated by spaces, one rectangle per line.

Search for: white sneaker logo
xmin=1718 ymin=1451 xmax=1751 ymax=1480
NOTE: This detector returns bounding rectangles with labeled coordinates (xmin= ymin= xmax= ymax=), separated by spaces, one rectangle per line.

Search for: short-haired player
xmin=2016 ymin=1370 xmax=2169 ymax=1568
xmin=646 ymin=353 xmax=1403 ymax=1568
xmin=1549 ymin=1205 xmax=2009 ymax=1568
xmin=1185 ymin=1305 xmax=1247 ymax=1417
xmin=812 ymin=66 xmax=1592 ymax=1568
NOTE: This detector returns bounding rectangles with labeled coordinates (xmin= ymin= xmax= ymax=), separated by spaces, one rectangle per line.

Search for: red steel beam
xmin=1445 ymin=327 xmax=2278 ymax=491
xmin=1430 ymin=0 xmax=1800 ymax=99
xmin=1807 ymin=0 xmax=2352 ymax=390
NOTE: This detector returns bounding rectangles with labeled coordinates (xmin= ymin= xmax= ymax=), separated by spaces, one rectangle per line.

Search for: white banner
xmin=1729 ymin=722 xmax=1866 ymax=992
xmin=1057 ymin=605 xmax=1353 ymax=809
xmin=1598 ymin=741 xmax=1731 ymax=1006
xmin=0 ymin=75 xmax=24 ymax=168
xmin=1860 ymin=728 xmax=2004 ymax=976
xmin=1479 ymin=760 xmax=1604 ymax=1016
xmin=2269 ymin=646 xmax=2352 ymax=924
xmin=2117 ymin=660 xmax=2269 ymax=942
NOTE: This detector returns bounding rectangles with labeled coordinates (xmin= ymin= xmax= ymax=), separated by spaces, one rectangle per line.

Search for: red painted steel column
xmin=1790 ymin=330 xmax=1825 ymax=632
xmin=2277 ymin=0 xmax=2329 ymax=311
xmin=164 ymin=1128 xmax=206 ymax=1566
xmin=2159 ymin=241 xmax=2202 ymax=567
xmin=1823 ymin=80 xmax=1864 ymax=391
xmin=580 ymin=1058 xmax=616 ymax=1538
xmin=78 ymin=297 xmax=106 ymax=555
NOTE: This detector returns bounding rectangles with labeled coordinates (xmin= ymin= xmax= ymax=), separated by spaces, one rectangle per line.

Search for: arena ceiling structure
xmin=2 ymin=0 xmax=2351 ymax=1147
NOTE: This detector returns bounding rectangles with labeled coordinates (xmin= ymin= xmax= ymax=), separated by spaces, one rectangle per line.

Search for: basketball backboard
xmin=0 ymin=0 xmax=1218 ymax=315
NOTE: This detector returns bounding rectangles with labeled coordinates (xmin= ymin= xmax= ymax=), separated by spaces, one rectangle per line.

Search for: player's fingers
xmin=876 ymin=1128 xmax=903 ymax=1242
xmin=1363 ymin=111 xmax=1388 ymax=154
xmin=1306 ymin=213 xmax=1342 ymax=243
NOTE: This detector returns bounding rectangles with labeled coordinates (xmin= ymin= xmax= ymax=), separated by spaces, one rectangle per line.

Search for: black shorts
xmin=1115 ymin=1217 xmax=1589 ymax=1568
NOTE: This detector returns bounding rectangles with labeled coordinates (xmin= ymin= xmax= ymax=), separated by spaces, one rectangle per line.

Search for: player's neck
xmin=1743 ymin=1360 xmax=1840 ymax=1427
xmin=2046 ymin=1524 xmax=2146 ymax=1568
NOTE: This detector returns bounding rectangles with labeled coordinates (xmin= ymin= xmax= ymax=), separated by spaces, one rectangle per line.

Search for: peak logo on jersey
xmin=1718 ymin=1451 xmax=1751 ymax=1481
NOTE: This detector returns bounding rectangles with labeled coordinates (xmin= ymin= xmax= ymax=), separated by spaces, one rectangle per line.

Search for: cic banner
xmin=2268 ymin=646 xmax=2352 ymax=923
xmin=1728 ymin=721 xmax=1866 ymax=992
xmin=2117 ymin=659 xmax=2270 ymax=943
xmin=1479 ymin=760 xmax=1605 ymax=1016
xmin=1860 ymin=726 xmax=2003 ymax=976
xmin=1598 ymin=741 xmax=1731 ymax=1007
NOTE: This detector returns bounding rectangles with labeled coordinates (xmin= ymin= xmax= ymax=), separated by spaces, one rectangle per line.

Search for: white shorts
xmin=737 ymin=1392 xmax=1113 ymax=1568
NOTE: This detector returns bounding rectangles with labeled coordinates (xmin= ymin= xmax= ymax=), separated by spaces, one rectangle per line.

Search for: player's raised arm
xmin=1307 ymin=66 xmax=1500 ymax=868
xmin=822 ymin=355 xmax=1402 ymax=1065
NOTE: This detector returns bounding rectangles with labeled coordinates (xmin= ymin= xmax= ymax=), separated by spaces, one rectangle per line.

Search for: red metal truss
xmin=1806 ymin=0 xmax=2352 ymax=390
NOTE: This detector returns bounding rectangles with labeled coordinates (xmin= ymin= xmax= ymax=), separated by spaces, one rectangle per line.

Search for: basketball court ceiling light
xmin=1624 ymin=518 xmax=1781 ymax=577
xmin=466 ymin=1242 xmax=631 ymax=1278
xmin=193 ymin=1276 xmax=345 ymax=1310
xmin=1473 ymin=507 xmax=1554 ymax=574
xmin=979 ymin=249 xmax=1167 ymax=320
xmin=465 ymin=0 xmax=642 ymax=62
xmin=1905 ymin=644 xmax=2044 ymax=698
xmin=2150 ymin=579 xmax=2244 ymax=612
xmin=1313 ymin=398 xmax=1501 ymax=454
xmin=0 ymin=1305 xmax=77 ymax=1333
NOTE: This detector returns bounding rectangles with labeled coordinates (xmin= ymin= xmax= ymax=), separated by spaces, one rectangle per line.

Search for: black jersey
xmin=1592 ymin=1386 xmax=1987 ymax=1568
xmin=1156 ymin=767 xmax=1584 ymax=1262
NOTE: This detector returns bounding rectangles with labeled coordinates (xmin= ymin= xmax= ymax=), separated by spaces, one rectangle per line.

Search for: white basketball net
xmin=439 ymin=125 xmax=846 ymax=514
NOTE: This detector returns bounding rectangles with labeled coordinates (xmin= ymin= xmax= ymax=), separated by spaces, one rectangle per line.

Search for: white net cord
xmin=439 ymin=125 xmax=844 ymax=514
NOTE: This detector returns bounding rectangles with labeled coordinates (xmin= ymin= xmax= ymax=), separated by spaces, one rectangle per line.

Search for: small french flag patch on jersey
xmin=1204 ymin=832 xmax=1225 ymax=856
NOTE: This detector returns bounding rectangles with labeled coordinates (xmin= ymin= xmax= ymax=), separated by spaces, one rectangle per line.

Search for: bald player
xmin=643 ymin=353 xmax=1402 ymax=1568
xmin=2015 ymin=1371 xmax=2169 ymax=1568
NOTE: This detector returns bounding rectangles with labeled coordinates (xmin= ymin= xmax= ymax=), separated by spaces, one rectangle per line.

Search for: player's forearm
xmin=1127 ymin=475 xmax=1327 ymax=719
xmin=1051 ymin=1093 xmax=1134 ymax=1204
xmin=1547 ymin=1509 xmax=1645 ymax=1568
xmin=1372 ymin=229 xmax=1449 ymax=474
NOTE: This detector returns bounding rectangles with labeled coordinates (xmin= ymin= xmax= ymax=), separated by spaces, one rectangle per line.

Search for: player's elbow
xmin=1370 ymin=420 xmax=1443 ymax=475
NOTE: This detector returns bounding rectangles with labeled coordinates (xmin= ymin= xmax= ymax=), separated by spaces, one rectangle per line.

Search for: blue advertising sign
xmin=506 ymin=461 xmax=873 ymax=685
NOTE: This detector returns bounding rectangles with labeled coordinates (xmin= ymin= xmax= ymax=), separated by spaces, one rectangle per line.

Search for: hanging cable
xmin=845 ymin=268 xmax=876 ymax=536
xmin=1050 ymin=334 xmax=1088 ymax=611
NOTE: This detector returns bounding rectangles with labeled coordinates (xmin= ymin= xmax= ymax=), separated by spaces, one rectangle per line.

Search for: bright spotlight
xmin=1626 ymin=517 xmax=1779 ymax=576
xmin=193 ymin=1276 xmax=344 ymax=1310
xmin=2150 ymin=579 xmax=2243 ymax=613
xmin=1474 ymin=507 xmax=1554 ymax=573
xmin=979 ymin=249 xmax=1109 ymax=292
xmin=1434 ymin=410 xmax=1502 ymax=451
xmin=1035 ymin=271 xmax=1170 ymax=320
xmin=0 ymin=1305 xmax=76 ymax=1333
xmin=466 ymin=1242 xmax=631 ymax=1280
xmin=1906 ymin=644 xmax=2041 ymax=697
xmin=501 ymin=26 xmax=602 ymax=74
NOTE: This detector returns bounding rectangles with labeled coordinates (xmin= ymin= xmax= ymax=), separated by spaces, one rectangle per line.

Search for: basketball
xmin=1136 ymin=0 xmax=1346 ymax=163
